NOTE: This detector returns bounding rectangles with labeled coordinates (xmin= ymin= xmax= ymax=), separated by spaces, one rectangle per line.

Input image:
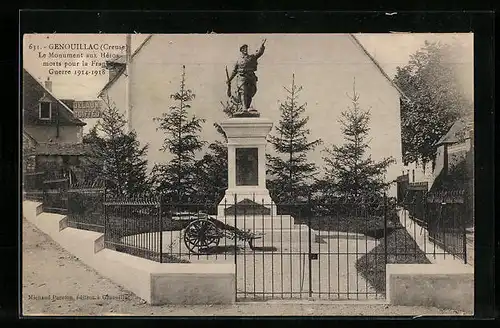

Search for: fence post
xmin=233 ymin=193 xmax=238 ymax=301
xmin=383 ymin=193 xmax=388 ymax=265
xmin=159 ymin=196 xmax=163 ymax=264
xmin=234 ymin=193 xmax=238 ymax=259
xmin=462 ymin=199 xmax=468 ymax=264
xmin=423 ymin=191 xmax=427 ymax=254
xmin=42 ymin=179 xmax=47 ymax=208
xmin=307 ymin=192 xmax=313 ymax=298
xmin=103 ymin=183 xmax=107 ymax=239
xmin=66 ymin=188 xmax=70 ymax=215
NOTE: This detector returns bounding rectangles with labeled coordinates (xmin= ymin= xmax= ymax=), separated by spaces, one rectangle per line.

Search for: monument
xmin=217 ymin=39 xmax=277 ymax=217
xmin=225 ymin=39 xmax=266 ymax=116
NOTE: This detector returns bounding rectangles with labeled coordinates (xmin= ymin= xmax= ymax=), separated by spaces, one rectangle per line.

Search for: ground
xmin=160 ymin=229 xmax=383 ymax=300
xmin=355 ymin=226 xmax=431 ymax=294
xmin=466 ymin=228 xmax=474 ymax=266
xmin=22 ymin=218 xmax=467 ymax=316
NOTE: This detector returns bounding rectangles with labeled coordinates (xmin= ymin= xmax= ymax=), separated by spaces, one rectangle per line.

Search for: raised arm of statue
xmin=255 ymin=39 xmax=266 ymax=58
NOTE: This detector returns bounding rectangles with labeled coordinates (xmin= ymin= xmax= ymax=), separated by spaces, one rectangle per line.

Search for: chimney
xmin=44 ymin=77 xmax=52 ymax=92
xmin=106 ymin=62 xmax=124 ymax=82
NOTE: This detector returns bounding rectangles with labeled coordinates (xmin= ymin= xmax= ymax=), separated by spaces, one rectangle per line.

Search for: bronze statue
xmin=226 ymin=39 xmax=266 ymax=114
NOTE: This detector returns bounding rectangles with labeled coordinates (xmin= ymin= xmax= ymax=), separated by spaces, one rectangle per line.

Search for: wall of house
xmin=24 ymin=125 xmax=83 ymax=144
xmin=448 ymin=139 xmax=471 ymax=169
xmin=36 ymin=155 xmax=65 ymax=168
xmin=402 ymin=160 xmax=435 ymax=191
xmin=101 ymin=34 xmax=404 ymax=196
xmin=433 ymin=145 xmax=446 ymax=180
xmin=452 ymin=124 xmax=473 ymax=169
xmin=404 ymin=135 xmax=472 ymax=192
xmin=23 ymin=134 xmax=37 ymax=172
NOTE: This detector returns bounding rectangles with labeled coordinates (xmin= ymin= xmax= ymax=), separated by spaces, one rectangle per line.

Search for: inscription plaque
xmin=236 ymin=148 xmax=258 ymax=186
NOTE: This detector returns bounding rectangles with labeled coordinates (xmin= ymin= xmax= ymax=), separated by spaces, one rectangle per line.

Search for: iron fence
xmin=401 ymin=189 xmax=469 ymax=263
xmin=23 ymin=190 xmax=44 ymax=202
xmin=42 ymin=189 xmax=68 ymax=214
xmin=24 ymin=185 xmax=471 ymax=301
xmin=102 ymin=194 xmax=400 ymax=301
xmin=396 ymin=174 xmax=409 ymax=204
xmin=426 ymin=190 xmax=468 ymax=262
xmin=67 ymin=187 xmax=106 ymax=233
xmin=23 ymin=171 xmax=46 ymax=191
xmin=103 ymin=195 xmax=192 ymax=264
xmin=22 ymin=171 xmax=70 ymax=214
xmin=402 ymin=189 xmax=427 ymax=226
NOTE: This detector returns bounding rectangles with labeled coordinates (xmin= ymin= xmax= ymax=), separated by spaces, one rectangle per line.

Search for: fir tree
xmin=152 ymin=65 xmax=206 ymax=201
xmin=214 ymin=94 xmax=242 ymax=140
xmin=267 ymin=74 xmax=322 ymax=203
xmin=192 ymin=141 xmax=228 ymax=204
xmin=320 ymin=80 xmax=395 ymax=202
xmin=82 ymin=97 xmax=149 ymax=196
xmin=191 ymin=94 xmax=241 ymax=204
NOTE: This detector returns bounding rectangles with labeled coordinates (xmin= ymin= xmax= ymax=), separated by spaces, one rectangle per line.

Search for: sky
xmin=23 ymin=33 xmax=474 ymax=101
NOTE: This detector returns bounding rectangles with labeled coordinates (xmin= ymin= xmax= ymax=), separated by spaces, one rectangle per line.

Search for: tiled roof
xmin=23 ymin=130 xmax=38 ymax=145
xmin=23 ymin=69 xmax=86 ymax=127
xmin=436 ymin=115 xmax=474 ymax=146
xmin=27 ymin=143 xmax=90 ymax=156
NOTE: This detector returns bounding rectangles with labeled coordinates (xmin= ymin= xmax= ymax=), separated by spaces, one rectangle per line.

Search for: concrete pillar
xmin=227 ymin=145 xmax=236 ymax=189
xmin=217 ymin=117 xmax=275 ymax=216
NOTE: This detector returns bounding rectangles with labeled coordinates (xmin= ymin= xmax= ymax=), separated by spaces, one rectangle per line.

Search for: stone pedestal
xmin=217 ymin=117 xmax=276 ymax=217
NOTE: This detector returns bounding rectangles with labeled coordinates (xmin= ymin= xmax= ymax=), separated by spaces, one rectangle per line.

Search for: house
xmin=399 ymin=112 xmax=474 ymax=194
xmin=94 ymin=34 xmax=407 ymax=197
xmin=22 ymin=69 xmax=88 ymax=181
xmin=433 ymin=114 xmax=474 ymax=179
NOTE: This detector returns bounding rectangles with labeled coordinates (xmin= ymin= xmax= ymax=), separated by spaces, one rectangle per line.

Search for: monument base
xmin=232 ymin=109 xmax=260 ymax=118
xmin=217 ymin=188 xmax=277 ymax=217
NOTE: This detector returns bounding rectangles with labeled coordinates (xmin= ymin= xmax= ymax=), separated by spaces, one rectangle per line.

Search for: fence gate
xmin=301 ymin=198 xmax=386 ymax=301
xmin=92 ymin=195 xmax=390 ymax=301
xmin=176 ymin=197 xmax=388 ymax=301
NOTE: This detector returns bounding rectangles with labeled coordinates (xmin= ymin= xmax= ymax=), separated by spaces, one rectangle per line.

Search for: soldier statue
xmin=226 ymin=39 xmax=266 ymax=114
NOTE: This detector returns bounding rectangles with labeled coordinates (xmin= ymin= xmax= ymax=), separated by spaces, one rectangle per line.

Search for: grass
xmin=355 ymin=220 xmax=431 ymax=295
xmin=295 ymin=212 xmax=400 ymax=239
xmin=294 ymin=210 xmax=432 ymax=296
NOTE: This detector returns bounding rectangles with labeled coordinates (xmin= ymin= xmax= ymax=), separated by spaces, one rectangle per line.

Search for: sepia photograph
xmin=22 ymin=32 xmax=474 ymax=316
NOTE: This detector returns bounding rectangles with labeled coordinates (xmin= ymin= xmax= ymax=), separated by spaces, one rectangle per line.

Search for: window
xmin=39 ymin=102 xmax=52 ymax=120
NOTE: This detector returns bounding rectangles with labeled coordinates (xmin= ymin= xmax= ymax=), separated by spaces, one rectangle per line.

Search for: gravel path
xmin=22 ymin=218 xmax=467 ymax=316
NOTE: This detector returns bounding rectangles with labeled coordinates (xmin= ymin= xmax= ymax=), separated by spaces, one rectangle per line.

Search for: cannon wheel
xmin=183 ymin=219 xmax=221 ymax=254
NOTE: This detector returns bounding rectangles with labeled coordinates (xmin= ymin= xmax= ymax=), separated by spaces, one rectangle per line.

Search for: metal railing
xmin=426 ymin=190 xmax=468 ymax=262
xmin=67 ymin=187 xmax=106 ymax=233
xmin=98 ymin=194 xmax=396 ymax=300
xmin=24 ymin=186 xmax=471 ymax=301
xmin=401 ymin=189 xmax=469 ymax=263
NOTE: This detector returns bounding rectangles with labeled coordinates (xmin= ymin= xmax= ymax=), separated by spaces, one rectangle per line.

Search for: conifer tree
xmin=267 ymin=74 xmax=322 ymax=203
xmin=152 ymin=65 xmax=206 ymax=201
xmin=82 ymin=97 xmax=149 ymax=196
xmin=320 ymin=80 xmax=395 ymax=201
xmin=191 ymin=94 xmax=241 ymax=204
